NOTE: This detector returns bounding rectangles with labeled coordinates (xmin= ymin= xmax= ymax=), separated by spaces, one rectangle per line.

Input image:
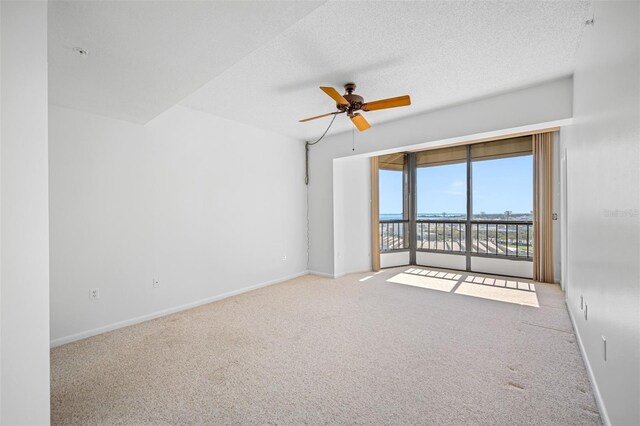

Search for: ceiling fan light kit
xmin=300 ymin=83 xmax=411 ymax=132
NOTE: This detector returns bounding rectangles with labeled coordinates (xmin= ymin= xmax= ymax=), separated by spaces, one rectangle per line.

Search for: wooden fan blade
xmin=350 ymin=113 xmax=371 ymax=132
xmin=320 ymin=86 xmax=349 ymax=106
xmin=362 ymin=95 xmax=411 ymax=111
xmin=298 ymin=111 xmax=341 ymax=122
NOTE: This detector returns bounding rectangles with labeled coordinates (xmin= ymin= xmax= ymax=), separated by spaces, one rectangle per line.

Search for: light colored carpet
xmin=51 ymin=266 xmax=601 ymax=425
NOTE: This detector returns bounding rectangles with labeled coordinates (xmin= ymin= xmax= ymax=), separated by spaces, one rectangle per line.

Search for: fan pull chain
xmin=352 ymin=127 xmax=355 ymax=151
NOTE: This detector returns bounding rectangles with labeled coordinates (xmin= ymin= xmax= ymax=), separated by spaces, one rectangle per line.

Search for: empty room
xmin=1 ymin=0 xmax=639 ymax=425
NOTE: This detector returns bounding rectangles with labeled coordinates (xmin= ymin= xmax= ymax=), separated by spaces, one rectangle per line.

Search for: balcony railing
xmin=380 ymin=219 xmax=533 ymax=260
xmin=417 ymin=220 xmax=466 ymax=252
xmin=380 ymin=220 xmax=409 ymax=252
xmin=470 ymin=221 xmax=533 ymax=259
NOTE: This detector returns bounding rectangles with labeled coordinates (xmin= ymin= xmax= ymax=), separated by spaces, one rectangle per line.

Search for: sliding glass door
xmin=470 ymin=138 xmax=533 ymax=259
xmin=416 ymin=146 xmax=467 ymax=253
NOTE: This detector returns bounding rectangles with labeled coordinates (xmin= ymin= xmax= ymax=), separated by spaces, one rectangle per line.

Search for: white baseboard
xmin=50 ymin=270 xmax=310 ymax=348
xmin=333 ymin=268 xmax=373 ymax=279
xmin=308 ymin=270 xmax=335 ymax=278
xmin=566 ymin=301 xmax=610 ymax=426
xmin=308 ymin=269 xmax=373 ymax=279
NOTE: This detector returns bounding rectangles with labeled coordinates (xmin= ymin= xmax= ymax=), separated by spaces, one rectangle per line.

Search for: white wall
xmin=49 ymin=106 xmax=153 ymax=343
xmin=380 ymin=251 xmax=410 ymax=269
xmin=416 ymin=252 xmax=466 ymax=271
xmin=332 ymin=156 xmax=372 ymax=277
xmin=561 ymin=2 xmax=640 ymax=425
xmin=470 ymin=257 xmax=532 ymax=279
xmin=0 ymin=1 xmax=50 ymax=424
xmin=49 ymin=104 xmax=307 ymax=344
xmin=311 ymin=78 xmax=573 ymax=276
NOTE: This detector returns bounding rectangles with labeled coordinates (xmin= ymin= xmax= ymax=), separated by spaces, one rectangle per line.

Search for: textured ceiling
xmin=49 ymin=1 xmax=591 ymax=138
xmin=48 ymin=1 xmax=324 ymax=123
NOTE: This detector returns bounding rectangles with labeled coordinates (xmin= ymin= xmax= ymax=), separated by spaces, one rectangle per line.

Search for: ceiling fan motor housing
xmin=340 ymin=82 xmax=364 ymax=114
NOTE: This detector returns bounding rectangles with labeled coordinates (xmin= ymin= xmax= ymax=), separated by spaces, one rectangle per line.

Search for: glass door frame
xmin=406 ymin=145 xmax=473 ymax=270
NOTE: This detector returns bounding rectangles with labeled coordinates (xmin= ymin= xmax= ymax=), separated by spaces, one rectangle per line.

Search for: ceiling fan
xmin=299 ymin=83 xmax=411 ymax=131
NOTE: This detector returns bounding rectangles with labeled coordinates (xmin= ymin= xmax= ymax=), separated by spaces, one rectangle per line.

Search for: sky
xmin=379 ymin=155 xmax=533 ymax=215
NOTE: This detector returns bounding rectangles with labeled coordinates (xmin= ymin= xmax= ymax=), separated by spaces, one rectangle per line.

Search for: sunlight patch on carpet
xmin=455 ymin=282 xmax=539 ymax=307
xmin=386 ymin=272 xmax=458 ymax=292
xmin=386 ymin=268 xmax=540 ymax=307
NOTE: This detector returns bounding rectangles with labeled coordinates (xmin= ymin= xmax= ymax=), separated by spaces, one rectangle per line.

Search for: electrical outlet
xmin=282 ymin=254 xmax=287 ymax=261
xmin=153 ymin=278 xmax=160 ymax=288
xmin=580 ymin=296 xmax=583 ymax=310
xmin=89 ymin=288 xmax=100 ymax=300
xmin=584 ymin=304 xmax=588 ymax=320
xmin=602 ymin=336 xmax=607 ymax=361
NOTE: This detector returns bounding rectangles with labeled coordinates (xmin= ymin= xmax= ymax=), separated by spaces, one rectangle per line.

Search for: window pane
xmin=379 ymin=169 xmax=404 ymax=221
xmin=472 ymin=154 xmax=533 ymax=221
xmin=378 ymin=153 xmax=407 ymax=252
xmin=416 ymin=162 xmax=467 ymax=220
